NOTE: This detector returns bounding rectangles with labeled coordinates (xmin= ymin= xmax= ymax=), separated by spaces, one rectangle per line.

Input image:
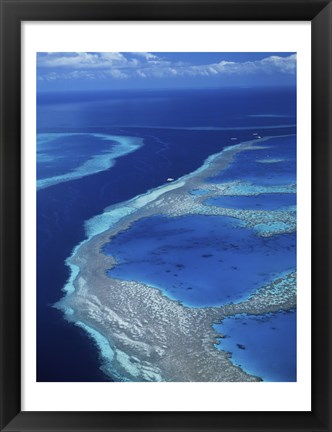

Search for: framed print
xmin=0 ymin=0 xmax=331 ymax=431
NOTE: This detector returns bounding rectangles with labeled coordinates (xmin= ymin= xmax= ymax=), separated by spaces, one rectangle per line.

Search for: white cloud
xmin=106 ymin=69 xmax=128 ymax=79
xmin=38 ymin=52 xmax=134 ymax=69
xmin=157 ymin=55 xmax=296 ymax=78
xmin=259 ymin=54 xmax=297 ymax=73
xmin=130 ymin=52 xmax=159 ymax=60
xmin=37 ymin=52 xmax=296 ymax=81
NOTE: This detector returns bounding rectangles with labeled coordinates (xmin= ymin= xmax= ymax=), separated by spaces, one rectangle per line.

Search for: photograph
xmin=2 ymin=0 xmax=332 ymax=429
xmin=36 ymin=51 xmax=297 ymax=383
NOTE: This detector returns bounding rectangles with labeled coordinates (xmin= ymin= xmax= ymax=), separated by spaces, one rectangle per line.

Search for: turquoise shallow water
xmin=103 ymin=214 xmax=296 ymax=307
xmin=214 ymin=310 xmax=297 ymax=381
xmin=37 ymin=133 xmax=143 ymax=190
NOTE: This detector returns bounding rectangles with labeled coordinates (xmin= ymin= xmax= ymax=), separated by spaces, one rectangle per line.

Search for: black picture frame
xmin=0 ymin=1 xmax=331 ymax=431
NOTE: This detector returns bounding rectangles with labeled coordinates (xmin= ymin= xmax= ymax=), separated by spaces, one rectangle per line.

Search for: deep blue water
xmin=37 ymin=87 xmax=296 ymax=381
xmin=205 ymin=193 xmax=296 ymax=211
xmin=103 ymin=215 xmax=296 ymax=307
xmin=208 ymin=135 xmax=296 ymax=186
xmin=37 ymin=87 xmax=296 ymax=131
xmin=214 ymin=310 xmax=297 ymax=381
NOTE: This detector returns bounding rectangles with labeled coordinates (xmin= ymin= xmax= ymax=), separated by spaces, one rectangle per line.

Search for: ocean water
xmin=103 ymin=215 xmax=295 ymax=307
xmin=214 ymin=310 xmax=297 ymax=381
xmin=37 ymin=87 xmax=296 ymax=381
xmin=208 ymin=135 xmax=296 ymax=186
xmin=37 ymin=87 xmax=295 ymax=131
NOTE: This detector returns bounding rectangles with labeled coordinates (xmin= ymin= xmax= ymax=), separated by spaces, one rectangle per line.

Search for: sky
xmin=37 ymin=52 xmax=296 ymax=92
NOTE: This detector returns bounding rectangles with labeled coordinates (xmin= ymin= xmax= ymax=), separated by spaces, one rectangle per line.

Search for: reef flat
xmin=56 ymin=135 xmax=296 ymax=382
xmin=37 ymin=133 xmax=144 ymax=190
